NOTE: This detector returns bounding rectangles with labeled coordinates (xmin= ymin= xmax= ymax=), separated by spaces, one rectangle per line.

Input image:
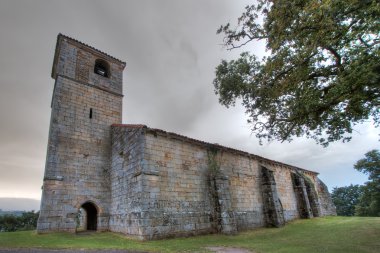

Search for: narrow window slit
xmin=89 ymin=108 xmax=93 ymax=119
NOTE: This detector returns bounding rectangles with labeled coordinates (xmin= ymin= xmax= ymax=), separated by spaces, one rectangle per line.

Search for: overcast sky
xmin=0 ymin=0 xmax=378 ymax=203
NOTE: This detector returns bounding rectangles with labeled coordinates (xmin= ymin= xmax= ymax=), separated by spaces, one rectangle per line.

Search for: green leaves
xmin=331 ymin=184 xmax=363 ymax=216
xmin=0 ymin=211 xmax=39 ymax=232
xmin=214 ymin=52 xmax=260 ymax=107
xmin=354 ymin=150 xmax=380 ymax=182
xmin=331 ymin=150 xmax=379 ymax=217
xmin=214 ymin=0 xmax=380 ymax=146
xmin=353 ymin=150 xmax=380 ymax=216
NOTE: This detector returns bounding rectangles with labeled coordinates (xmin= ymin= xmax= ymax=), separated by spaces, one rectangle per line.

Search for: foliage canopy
xmin=354 ymin=149 xmax=380 ymax=216
xmin=0 ymin=211 xmax=39 ymax=232
xmin=214 ymin=0 xmax=380 ymax=146
xmin=331 ymin=184 xmax=363 ymax=216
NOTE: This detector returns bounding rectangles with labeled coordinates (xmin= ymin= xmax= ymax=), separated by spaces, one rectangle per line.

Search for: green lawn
xmin=0 ymin=216 xmax=379 ymax=253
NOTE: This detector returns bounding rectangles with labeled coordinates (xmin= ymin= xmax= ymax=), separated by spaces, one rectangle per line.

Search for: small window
xmin=94 ymin=59 xmax=110 ymax=77
xmin=89 ymin=108 xmax=93 ymax=119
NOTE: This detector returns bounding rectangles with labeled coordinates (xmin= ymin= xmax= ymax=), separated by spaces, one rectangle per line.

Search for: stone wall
xmin=37 ymin=34 xmax=125 ymax=233
xmin=110 ymin=126 xmax=336 ymax=240
xmin=109 ymin=126 xmax=146 ymax=238
xmin=52 ymin=35 xmax=124 ymax=95
xmin=38 ymin=75 xmax=122 ymax=232
xmin=139 ymin=129 xmax=214 ymax=239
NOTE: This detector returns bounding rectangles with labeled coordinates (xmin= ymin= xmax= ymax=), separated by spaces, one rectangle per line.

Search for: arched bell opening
xmin=80 ymin=201 xmax=98 ymax=231
xmin=94 ymin=59 xmax=110 ymax=78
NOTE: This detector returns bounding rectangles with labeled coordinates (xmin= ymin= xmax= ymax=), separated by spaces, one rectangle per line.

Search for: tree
xmin=214 ymin=0 xmax=380 ymax=146
xmin=354 ymin=149 xmax=380 ymax=182
xmin=19 ymin=211 xmax=39 ymax=231
xmin=354 ymin=149 xmax=380 ymax=216
xmin=331 ymin=184 xmax=363 ymax=216
xmin=0 ymin=211 xmax=39 ymax=232
xmin=0 ymin=214 xmax=19 ymax=232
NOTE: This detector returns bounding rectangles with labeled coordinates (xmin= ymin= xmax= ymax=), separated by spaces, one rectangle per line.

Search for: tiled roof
xmin=111 ymin=124 xmax=318 ymax=175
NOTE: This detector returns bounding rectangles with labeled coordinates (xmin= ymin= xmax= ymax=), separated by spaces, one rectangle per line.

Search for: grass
xmin=0 ymin=216 xmax=379 ymax=253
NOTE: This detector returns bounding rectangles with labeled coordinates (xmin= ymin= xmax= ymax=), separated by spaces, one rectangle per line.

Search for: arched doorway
xmin=80 ymin=202 xmax=98 ymax=231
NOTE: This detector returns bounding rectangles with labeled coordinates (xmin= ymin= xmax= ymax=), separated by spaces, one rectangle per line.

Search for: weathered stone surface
xmin=108 ymin=127 xmax=336 ymax=239
xmin=38 ymin=34 xmax=336 ymax=240
xmin=37 ymin=34 xmax=125 ymax=233
xmin=316 ymin=178 xmax=337 ymax=216
xmin=261 ymin=166 xmax=285 ymax=227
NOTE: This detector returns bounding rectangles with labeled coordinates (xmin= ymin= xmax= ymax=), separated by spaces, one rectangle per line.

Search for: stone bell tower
xmin=37 ymin=34 xmax=126 ymax=232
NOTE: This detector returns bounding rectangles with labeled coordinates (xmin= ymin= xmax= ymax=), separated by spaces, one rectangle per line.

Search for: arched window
xmin=94 ymin=59 xmax=110 ymax=78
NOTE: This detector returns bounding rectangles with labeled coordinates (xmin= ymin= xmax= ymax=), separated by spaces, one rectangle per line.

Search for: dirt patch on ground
xmin=206 ymin=246 xmax=254 ymax=253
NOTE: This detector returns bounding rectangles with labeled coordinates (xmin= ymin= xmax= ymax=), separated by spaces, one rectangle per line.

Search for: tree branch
xmin=324 ymin=46 xmax=342 ymax=69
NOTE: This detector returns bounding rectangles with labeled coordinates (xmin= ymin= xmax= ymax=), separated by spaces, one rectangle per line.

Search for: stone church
xmin=37 ymin=34 xmax=336 ymax=240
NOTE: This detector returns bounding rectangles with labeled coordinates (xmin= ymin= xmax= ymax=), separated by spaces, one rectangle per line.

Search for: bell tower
xmin=37 ymin=34 xmax=126 ymax=232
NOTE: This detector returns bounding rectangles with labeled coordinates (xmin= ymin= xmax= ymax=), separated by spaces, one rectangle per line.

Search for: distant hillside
xmin=0 ymin=210 xmax=25 ymax=216
xmin=0 ymin=198 xmax=40 ymax=211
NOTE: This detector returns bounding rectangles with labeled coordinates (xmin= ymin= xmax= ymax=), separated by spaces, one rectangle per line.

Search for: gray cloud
xmin=0 ymin=0 xmax=378 ymax=203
